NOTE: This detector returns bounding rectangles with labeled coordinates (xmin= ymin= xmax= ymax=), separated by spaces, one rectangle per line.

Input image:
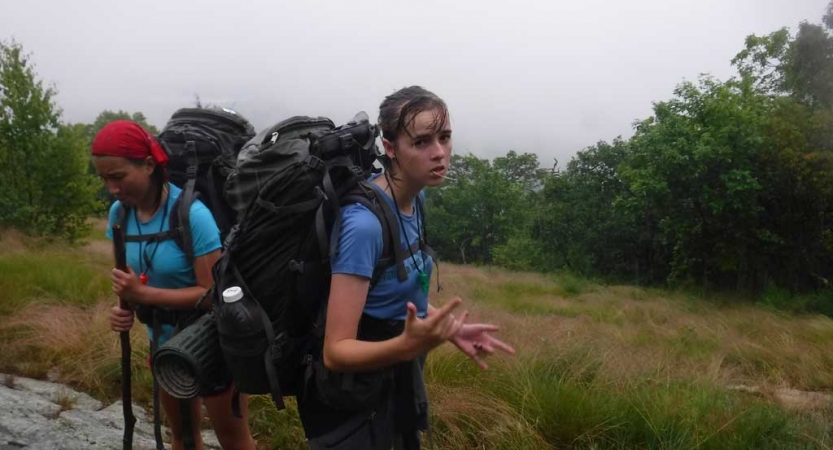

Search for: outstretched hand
xmin=450 ymin=313 xmax=515 ymax=370
xmin=403 ymin=298 xmax=464 ymax=357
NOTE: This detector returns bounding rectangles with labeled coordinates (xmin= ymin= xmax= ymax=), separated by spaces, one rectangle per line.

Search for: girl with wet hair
xmin=298 ymin=87 xmax=515 ymax=449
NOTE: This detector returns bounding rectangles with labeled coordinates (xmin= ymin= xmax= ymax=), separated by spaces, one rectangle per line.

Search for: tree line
xmin=2 ymin=3 xmax=832 ymax=301
xmin=427 ymin=4 xmax=833 ymax=299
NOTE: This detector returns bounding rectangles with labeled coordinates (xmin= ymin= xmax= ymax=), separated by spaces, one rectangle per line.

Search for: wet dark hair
xmin=377 ymin=86 xmax=449 ymax=174
xmin=126 ymin=158 xmax=167 ymax=211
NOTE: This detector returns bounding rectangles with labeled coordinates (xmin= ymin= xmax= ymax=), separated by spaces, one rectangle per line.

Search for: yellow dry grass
xmin=429 ymin=264 xmax=833 ymax=401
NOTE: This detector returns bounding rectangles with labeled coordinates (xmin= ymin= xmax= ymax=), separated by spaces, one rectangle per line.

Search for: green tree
xmin=733 ymin=1 xmax=833 ymax=109
xmin=619 ymin=77 xmax=770 ymax=289
xmin=427 ymin=153 xmax=528 ymax=265
xmin=88 ymin=109 xmax=159 ymax=139
xmin=0 ymin=40 xmax=99 ymax=240
xmin=491 ymin=151 xmax=549 ymax=270
xmin=538 ymin=139 xmax=641 ymax=278
xmin=493 ymin=150 xmax=548 ymax=192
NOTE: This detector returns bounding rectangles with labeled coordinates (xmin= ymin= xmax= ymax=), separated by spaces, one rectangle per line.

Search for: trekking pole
xmin=113 ymin=224 xmax=136 ymax=450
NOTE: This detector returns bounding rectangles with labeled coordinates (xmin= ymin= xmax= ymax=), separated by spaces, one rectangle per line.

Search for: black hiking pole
xmin=113 ymin=224 xmax=136 ymax=450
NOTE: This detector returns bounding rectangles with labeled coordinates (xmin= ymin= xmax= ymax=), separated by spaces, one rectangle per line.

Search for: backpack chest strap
xmin=124 ymin=229 xmax=181 ymax=244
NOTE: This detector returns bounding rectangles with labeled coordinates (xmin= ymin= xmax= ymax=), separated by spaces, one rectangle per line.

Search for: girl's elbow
xmin=322 ymin=346 xmax=342 ymax=372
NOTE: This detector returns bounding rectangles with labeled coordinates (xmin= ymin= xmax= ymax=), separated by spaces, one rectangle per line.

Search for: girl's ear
xmin=143 ymin=155 xmax=156 ymax=175
xmin=382 ymin=138 xmax=396 ymax=160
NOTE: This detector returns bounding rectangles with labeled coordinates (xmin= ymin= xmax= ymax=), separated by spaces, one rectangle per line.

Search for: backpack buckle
xmin=305 ymin=155 xmax=324 ymax=171
xmin=349 ymin=165 xmax=365 ymax=178
xmin=302 ymin=354 xmax=313 ymax=365
xmin=186 ymin=163 xmax=198 ymax=179
xmin=288 ymin=260 xmax=304 ymax=273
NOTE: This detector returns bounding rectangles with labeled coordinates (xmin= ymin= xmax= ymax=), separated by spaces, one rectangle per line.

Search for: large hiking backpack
xmin=212 ymin=112 xmax=423 ymax=409
xmin=158 ymin=107 xmax=256 ymax=253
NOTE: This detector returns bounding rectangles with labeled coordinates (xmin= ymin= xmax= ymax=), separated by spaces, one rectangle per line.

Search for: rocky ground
xmin=0 ymin=374 xmax=220 ymax=450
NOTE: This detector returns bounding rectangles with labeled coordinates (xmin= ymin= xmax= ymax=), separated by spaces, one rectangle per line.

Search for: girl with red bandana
xmin=92 ymin=121 xmax=255 ymax=450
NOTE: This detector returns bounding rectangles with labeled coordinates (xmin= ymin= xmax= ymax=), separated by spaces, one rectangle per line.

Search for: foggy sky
xmin=1 ymin=0 xmax=827 ymax=166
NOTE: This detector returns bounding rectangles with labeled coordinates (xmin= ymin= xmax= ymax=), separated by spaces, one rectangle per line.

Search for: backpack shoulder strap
xmin=169 ymin=191 xmax=195 ymax=266
xmin=342 ymin=181 xmax=409 ymax=288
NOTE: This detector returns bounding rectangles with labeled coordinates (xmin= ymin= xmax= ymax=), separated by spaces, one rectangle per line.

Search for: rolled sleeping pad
xmin=152 ymin=313 xmax=226 ymax=399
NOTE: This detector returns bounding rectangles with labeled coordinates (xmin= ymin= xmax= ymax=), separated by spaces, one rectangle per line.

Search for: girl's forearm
xmin=136 ymin=285 xmax=208 ymax=309
xmin=323 ymin=334 xmax=420 ymax=372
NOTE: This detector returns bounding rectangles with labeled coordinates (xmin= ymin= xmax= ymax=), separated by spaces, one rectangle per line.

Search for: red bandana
xmin=91 ymin=120 xmax=168 ymax=166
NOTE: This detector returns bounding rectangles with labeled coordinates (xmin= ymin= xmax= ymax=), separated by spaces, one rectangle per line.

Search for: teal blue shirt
xmin=106 ymin=183 xmax=221 ymax=344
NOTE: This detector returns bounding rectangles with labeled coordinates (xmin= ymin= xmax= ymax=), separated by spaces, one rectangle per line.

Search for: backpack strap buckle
xmin=349 ymin=165 xmax=365 ymax=178
xmin=184 ymin=141 xmax=198 ymax=179
xmin=305 ymin=155 xmax=324 ymax=171
xmin=288 ymin=260 xmax=305 ymax=273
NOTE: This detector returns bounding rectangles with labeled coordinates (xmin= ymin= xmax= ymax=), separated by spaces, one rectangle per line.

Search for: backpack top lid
xmin=163 ymin=107 xmax=256 ymax=138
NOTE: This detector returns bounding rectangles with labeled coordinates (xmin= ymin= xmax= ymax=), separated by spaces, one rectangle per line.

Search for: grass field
xmin=1 ymin=222 xmax=832 ymax=449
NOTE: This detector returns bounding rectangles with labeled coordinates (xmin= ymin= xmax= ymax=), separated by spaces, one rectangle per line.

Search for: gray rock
xmin=1 ymin=375 xmax=103 ymax=412
xmin=0 ymin=374 xmax=221 ymax=450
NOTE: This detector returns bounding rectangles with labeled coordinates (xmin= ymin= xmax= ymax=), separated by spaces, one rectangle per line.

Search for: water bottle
xmin=216 ymin=286 xmax=269 ymax=394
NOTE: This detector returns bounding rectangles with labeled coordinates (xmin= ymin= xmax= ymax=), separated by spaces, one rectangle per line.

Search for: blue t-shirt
xmin=331 ymin=181 xmax=433 ymax=321
xmin=106 ymin=183 xmax=222 ymax=343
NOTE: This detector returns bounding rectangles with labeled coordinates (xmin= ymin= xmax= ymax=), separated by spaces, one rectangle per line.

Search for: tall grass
xmin=3 ymin=230 xmax=833 ymax=449
xmin=0 ymin=253 xmax=110 ymax=315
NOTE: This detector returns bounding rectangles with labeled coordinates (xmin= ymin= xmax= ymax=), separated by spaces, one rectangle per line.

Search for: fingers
xmin=111 ymin=269 xmax=128 ymax=291
xmin=472 ymin=354 xmax=489 ymax=370
xmin=474 ymin=341 xmax=495 ymax=355
xmin=465 ymin=323 xmax=500 ymax=334
xmin=405 ymin=302 xmax=418 ymax=322
xmin=111 ymin=266 xmax=137 ymax=282
xmin=443 ymin=311 xmax=466 ymax=339
xmin=428 ymin=298 xmax=462 ymax=325
xmin=444 ymin=310 xmax=468 ymax=339
xmin=489 ymin=337 xmax=516 ymax=355
xmin=110 ymin=306 xmax=134 ymax=332
xmin=111 ymin=267 xmax=129 ymax=279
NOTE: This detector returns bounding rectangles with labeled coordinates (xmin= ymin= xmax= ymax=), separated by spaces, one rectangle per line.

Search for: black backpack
xmin=158 ymin=107 xmax=256 ymax=252
xmin=212 ymin=112 xmax=430 ymax=410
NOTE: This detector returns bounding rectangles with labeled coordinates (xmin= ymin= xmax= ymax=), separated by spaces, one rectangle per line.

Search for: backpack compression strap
xmin=176 ymin=141 xmax=198 ymax=265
